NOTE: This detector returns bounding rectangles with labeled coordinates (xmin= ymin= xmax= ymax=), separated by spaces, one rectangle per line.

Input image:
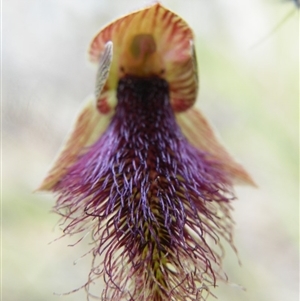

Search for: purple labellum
xmin=54 ymin=75 xmax=236 ymax=300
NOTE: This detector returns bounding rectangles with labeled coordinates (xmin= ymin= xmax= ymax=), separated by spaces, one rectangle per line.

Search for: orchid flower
xmin=39 ymin=3 xmax=254 ymax=300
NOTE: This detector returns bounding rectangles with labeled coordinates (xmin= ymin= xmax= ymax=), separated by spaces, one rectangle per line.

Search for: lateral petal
xmin=176 ymin=107 xmax=256 ymax=186
xmin=37 ymin=97 xmax=113 ymax=191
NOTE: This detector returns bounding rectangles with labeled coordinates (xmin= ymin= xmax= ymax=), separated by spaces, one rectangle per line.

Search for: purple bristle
xmin=54 ymin=75 xmax=235 ymax=300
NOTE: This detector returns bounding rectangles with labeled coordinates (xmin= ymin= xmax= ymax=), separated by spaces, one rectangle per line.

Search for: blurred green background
xmin=2 ymin=0 xmax=299 ymax=300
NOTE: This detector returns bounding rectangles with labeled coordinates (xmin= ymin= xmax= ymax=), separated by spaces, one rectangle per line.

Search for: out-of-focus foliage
xmin=2 ymin=0 xmax=298 ymax=300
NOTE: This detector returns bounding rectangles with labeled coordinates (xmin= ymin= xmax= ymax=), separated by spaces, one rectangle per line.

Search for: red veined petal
xmin=88 ymin=3 xmax=198 ymax=112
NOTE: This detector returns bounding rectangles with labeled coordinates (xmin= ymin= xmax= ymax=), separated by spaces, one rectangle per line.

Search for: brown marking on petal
xmin=37 ymin=98 xmax=113 ymax=191
xmin=88 ymin=3 xmax=198 ymax=112
xmin=176 ymin=107 xmax=256 ymax=186
xmin=95 ymin=84 xmax=117 ymax=115
xmin=130 ymin=34 xmax=156 ymax=59
xmin=96 ymin=96 xmax=111 ymax=114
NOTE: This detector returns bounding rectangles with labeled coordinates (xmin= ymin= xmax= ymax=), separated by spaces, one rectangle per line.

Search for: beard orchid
xmin=39 ymin=3 xmax=254 ymax=300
